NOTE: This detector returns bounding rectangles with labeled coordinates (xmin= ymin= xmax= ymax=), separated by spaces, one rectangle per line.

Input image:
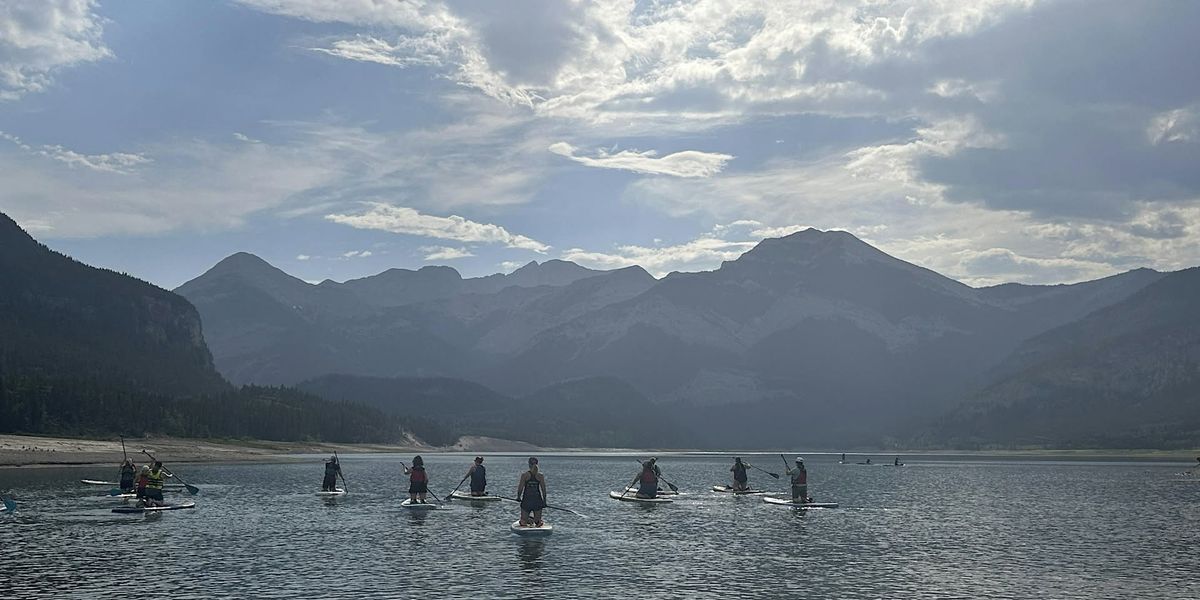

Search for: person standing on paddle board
xmin=403 ymin=456 xmax=429 ymax=503
xmin=730 ymin=457 xmax=751 ymax=491
xmin=322 ymin=456 xmax=342 ymax=492
xmin=786 ymin=457 xmax=809 ymax=503
xmin=466 ymin=456 xmax=487 ymax=496
xmin=118 ymin=459 xmax=137 ymax=493
xmin=144 ymin=461 xmax=168 ymax=507
xmin=517 ymin=457 xmax=547 ymax=527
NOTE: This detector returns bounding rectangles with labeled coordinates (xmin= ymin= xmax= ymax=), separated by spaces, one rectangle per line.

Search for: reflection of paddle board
xmin=711 ymin=485 xmax=767 ymax=495
xmin=401 ymin=499 xmax=438 ymax=510
xmin=762 ymin=496 xmax=838 ymax=509
xmin=112 ymin=501 xmax=196 ymax=514
xmin=609 ymin=491 xmax=674 ymax=504
xmin=623 ymin=487 xmax=679 ymax=496
xmin=450 ymin=491 xmax=502 ymax=501
xmin=510 ymin=520 xmax=552 ymax=536
xmin=315 ymin=489 xmax=346 ymax=496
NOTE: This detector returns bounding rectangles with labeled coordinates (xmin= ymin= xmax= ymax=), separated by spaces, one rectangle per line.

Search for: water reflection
xmin=518 ymin=538 xmax=547 ymax=570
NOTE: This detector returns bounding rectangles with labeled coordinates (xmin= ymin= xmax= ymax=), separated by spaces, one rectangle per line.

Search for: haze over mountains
xmin=176 ymin=227 xmax=1197 ymax=448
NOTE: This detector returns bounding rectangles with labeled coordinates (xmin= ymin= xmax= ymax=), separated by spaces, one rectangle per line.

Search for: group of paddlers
xmin=322 ymin=454 xmax=550 ymax=527
xmin=117 ymin=458 xmax=171 ymax=507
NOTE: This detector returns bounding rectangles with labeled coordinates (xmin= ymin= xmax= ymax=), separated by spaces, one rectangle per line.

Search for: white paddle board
xmin=711 ymin=485 xmax=767 ymax=495
xmin=450 ymin=491 xmax=502 ymax=501
xmin=112 ymin=501 xmax=196 ymax=514
xmin=510 ymin=520 xmax=553 ymax=536
xmin=401 ymin=499 xmax=438 ymax=510
xmin=762 ymin=496 xmax=838 ymax=509
xmin=609 ymin=491 xmax=673 ymax=503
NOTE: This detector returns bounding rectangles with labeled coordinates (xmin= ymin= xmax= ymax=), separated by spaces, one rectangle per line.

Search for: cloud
xmin=326 ymin=202 xmax=549 ymax=252
xmin=1 ymin=131 xmax=150 ymax=174
xmin=420 ymin=245 xmax=474 ymax=261
xmin=0 ymin=0 xmax=111 ymax=100
xmin=296 ymin=254 xmax=311 ymax=261
xmin=563 ymin=235 xmax=756 ymax=277
xmin=341 ymin=250 xmax=373 ymax=258
xmin=548 ymin=142 xmax=733 ymax=178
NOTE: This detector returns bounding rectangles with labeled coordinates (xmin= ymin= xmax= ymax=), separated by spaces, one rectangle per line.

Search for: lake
xmin=2 ymin=453 xmax=1199 ymax=599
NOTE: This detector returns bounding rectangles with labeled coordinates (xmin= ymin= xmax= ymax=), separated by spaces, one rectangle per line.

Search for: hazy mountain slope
xmin=935 ymin=267 xmax=1200 ymax=448
xmin=298 ymin=373 xmax=684 ymax=448
xmin=0 ymin=213 xmax=226 ymax=397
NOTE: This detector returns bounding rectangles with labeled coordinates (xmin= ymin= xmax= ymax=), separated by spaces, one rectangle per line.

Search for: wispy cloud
xmin=421 ymin=245 xmax=474 ymax=261
xmin=1 ymin=131 xmax=151 ymax=174
xmin=296 ymin=254 xmax=311 ymax=261
xmin=548 ymin=142 xmax=732 ymax=178
xmin=326 ymin=202 xmax=549 ymax=253
xmin=562 ymin=235 xmax=756 ymax=277
xmin=341 ymin=250 xmax=373 ymax=258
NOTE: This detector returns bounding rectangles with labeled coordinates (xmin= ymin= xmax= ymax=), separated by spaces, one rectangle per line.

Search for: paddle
xmin=334 ymin=451 xmax=347 ymax=491
xmin=425 ymin=488 xmax=446 ymax=506
xmin=445 ymin=471 xmax=471 ymax=502
xmin=747 ymin=461 xmax=780 ymax=479
xmin=498 ymin=496 xmax=588 ymax=519
xmin=617 ymin=473 xmax=641 ymax=500
xmin=634 ymin=459 xmax=679 ymax=492
xmin=2 ymin=495 xmax=15 ymax=514
xmin=141 ymin=450 xmax=200 ymax=495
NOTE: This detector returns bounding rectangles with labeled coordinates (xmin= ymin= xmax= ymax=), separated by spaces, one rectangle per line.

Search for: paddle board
xmin=112 ymin=501 xmax=196 ymax=514
xmin=623 ymin=487 xmax=679 ymax=496
xmin=510 ymin=520 xmax=553 ymax=536
xmin=711 ymin=485 xmax=767 ymax=495
xmin=450 ymin=491 xmax=502 ymax=502
xmin=762 ymin=496 xmax=838 ymax=509
xmin=401 ymin=499 xmax=439 ymax=510
xmin=609 ymin=491 xmax=673 ymax=503
xmin=315 ymin=489 xmax=346 ymax=497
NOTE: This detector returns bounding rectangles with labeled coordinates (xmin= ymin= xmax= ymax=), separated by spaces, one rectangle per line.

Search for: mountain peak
xmin=210 ymin=252 xmax=277 ymax=275
xmin=735 ymin=228 xmax=885 ymax=268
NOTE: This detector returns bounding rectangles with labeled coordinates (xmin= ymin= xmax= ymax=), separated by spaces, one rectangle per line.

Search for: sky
xmin=2 ymin=0 xmax=1199 ymax=289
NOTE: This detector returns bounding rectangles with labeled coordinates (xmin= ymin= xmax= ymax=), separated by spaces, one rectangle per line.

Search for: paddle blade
xmin=767 ymin=471 xmax=780 ymax=479
xmin=108 ymin=488 xmax=123 ymax=496
xmin=2 ymin=497 xmax=15 ymax=513
xmin=185 ymin=484 xmax=200 ymax=495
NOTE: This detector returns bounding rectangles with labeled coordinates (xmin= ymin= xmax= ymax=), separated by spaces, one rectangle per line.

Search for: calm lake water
xmin=2 ymin=453 xmax=1199 ymax=599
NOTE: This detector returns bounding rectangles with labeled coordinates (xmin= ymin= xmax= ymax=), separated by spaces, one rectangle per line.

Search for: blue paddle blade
xmin=3 ymin=497 xmax=15 ymax=513
xmin=109 ymin=488 xmax=124 ymax=496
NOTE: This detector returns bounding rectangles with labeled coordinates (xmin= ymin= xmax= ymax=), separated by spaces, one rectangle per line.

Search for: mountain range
xmin=176 ymin=227 xmax=1197 ymax=448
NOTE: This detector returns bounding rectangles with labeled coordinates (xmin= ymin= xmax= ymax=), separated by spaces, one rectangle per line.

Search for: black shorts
xmin=521 ymin=494 xmax=546 ymax=512
xmin=409 ymin=481 xmax=428 ymax=494
xmin=145 ymin=489 xmax=164 ymax=503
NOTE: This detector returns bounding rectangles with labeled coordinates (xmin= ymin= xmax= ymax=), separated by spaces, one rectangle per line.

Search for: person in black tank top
xmin=517 ymin=457 xmax=546 ymax=527
xmin=467 ymin=456 xmax=487 ymax=495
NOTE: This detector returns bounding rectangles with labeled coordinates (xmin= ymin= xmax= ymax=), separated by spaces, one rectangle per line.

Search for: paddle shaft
xmin=748 ymin=463 xmax=780 ymax=479
xmin=498 ymin=496 xmax=587 ymax=519
xmin=446 ymin=471 xmax=471 ymax=500
xmin=618 ymin=473 xmax=640 ymax=499
xmin=634 ymin=459 xmax=679 ymax=492
xmin=141 ymin=450 xmax=200 ymax=495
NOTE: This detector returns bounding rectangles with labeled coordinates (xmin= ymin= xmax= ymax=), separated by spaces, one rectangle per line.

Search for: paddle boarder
xmin=134 ymin=465 xmax=150 ymax=501
xmin=143 ymin=461 xmax=168 ymax=507
xmin=118 ymin=458 xmax=137 ymax=493
xmin=322 ymin=455 xmax=342 ymax=492
xmin=730 ymin=457 xmax=751 ymax=491
xmin=517 ymin=457 xmax=547 ymax=527
xmin=786 ymin=457 xmax=810 ymax=503
xmin=634 ymin=460 xmax=660 ymax=499
xmin=894 ymin=456 xmax=902 ymax=466
xmin=466 ymin=456 xmax=487 ymax=496
xmin=403 ymin=456 xmax=429 ymax=504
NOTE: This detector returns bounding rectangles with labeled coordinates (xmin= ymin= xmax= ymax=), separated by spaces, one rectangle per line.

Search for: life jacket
xmin=733 ymin=463 xmax=747 ymax=480
xmin=523 ymin=473 xmax=542 ymax=500
xmin=792 ymin=469 xmax=807 ymax=485
xmin=147 ymin=469 xmax=165 ymax=490
xmin=470 ymin=465 xmax=486 ymax=486
xmin=640 ymin=469 xmax=658 ymax=485
xmin=325 ymin=462 xmax=339 ymax=476
xmin=120 ymin=464 xmax=136 ymax=477
xmin=136 ymin=474 xmax=148 ymax=489
xmin=410 ymin=466 xmax=427 ymax=483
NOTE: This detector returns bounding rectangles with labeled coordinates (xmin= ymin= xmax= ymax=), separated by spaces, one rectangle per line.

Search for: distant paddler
xmin=403 ymin=456 xmax=430 ymax=504
xmin=466 ymin=456 xmax=487 ymax=496
xmin=631 ymin=459 xmax=660 ymax=498
xmin=730 ymin=457 xmax=751 ymax=491
xmin=516 ymin=457 xmax=547 ymax=527
xmin=143 ymin=461 xmax=169 ymax=507
xmin=785 ymin=457 xmax=810 ymax=503
xmin=135 ymin=465 xmax=150 ymax=502
xmin=118 ymin=458 xmax=137 ymax=493
xmin=322 ymin=455 xmax=342 ymax=492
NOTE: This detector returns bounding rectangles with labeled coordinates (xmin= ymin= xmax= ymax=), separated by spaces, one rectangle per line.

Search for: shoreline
xmin=2 ymin=434 xmax=1198 ymax=468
